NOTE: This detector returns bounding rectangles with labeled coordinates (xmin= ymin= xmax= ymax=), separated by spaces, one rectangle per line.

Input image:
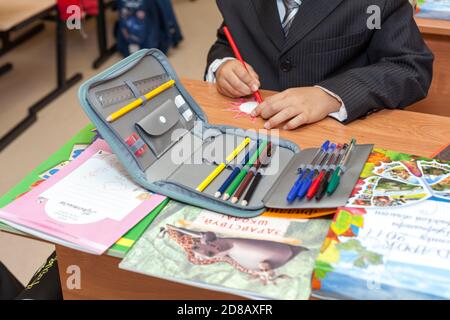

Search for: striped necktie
xmin=282 ymin=0 xmax=301 ymax=36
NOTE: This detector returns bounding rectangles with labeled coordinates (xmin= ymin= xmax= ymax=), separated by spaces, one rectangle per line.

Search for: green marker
xmin=222 ymin=140 xmax=268 ymax=201
xmin=327 ymin=138 xmax=356 ymax=195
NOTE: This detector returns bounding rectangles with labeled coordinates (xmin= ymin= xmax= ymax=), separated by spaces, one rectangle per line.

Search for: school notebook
xmin=119 ymin=200 xmax=330 ymax=300
xmin=0 ymin=125 xmax=97 ymax=236
xmin=0 ymin=125 xmax=169 ymax=257
xmin=108 ymin=198 xmax=170 ymax=258
xmin=313 ymin=148 xmax=450 ymax=299
xmin=0 ymin=139 xmax=167 ymax=255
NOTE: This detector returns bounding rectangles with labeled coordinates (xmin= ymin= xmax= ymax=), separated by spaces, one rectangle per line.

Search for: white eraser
xmin=175 ymin=95 xmax=186 ymax=108
xmin=182 ymin=109 xmax=193 ymax=122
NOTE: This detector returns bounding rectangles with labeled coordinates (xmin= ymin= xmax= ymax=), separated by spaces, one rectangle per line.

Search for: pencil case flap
xmin=263 ymin=144 xmax=374 ymax=209
xmin=136 ymin=99 xmax=180 ymax=136
xmin=135 ymin=99 xmax=188 ymax=158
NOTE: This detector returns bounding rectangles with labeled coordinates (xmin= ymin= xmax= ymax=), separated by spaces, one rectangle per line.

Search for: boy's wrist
xmin=314 ymin=86 xmax=348 ymax=122
xmin=205 ymin=57 xmax=236 ymax=83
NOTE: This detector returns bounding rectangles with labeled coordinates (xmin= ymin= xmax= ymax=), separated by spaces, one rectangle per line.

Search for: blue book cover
xmin=313 ymin=149 xmax=450 ymax=300
xmin=416 ymin=0 xmax=450 ymax=20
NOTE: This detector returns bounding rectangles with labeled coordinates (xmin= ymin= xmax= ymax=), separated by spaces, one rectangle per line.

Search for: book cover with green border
xmin=108 ymin=198 xmax=170 ymax=258
xmin=0 ymin=124 xmax=168 ymax=258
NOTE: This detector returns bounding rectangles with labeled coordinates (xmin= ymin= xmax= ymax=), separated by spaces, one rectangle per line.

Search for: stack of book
xmin=1 ymin=125 xmax=449 ymax=299
xmin=0 ymin=125 xmax=168 ymax=258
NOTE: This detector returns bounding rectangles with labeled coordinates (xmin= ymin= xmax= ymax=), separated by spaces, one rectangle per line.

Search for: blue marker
xmin=297 ymin=143 xmax=336 ymax=200
xmin=286 ymin=140 xmax=330 ymax=203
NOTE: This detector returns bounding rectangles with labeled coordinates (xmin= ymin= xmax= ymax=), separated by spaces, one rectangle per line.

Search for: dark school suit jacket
xmin=206 ymin=0 xmax=434 ymax=123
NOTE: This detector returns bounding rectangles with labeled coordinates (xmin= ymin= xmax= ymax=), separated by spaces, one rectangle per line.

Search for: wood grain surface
xmin=57 ymin=79 xmax=450 ymax=300
xmin=0 ymin=1 xmax=54 ymax=31
xmin=411 ymin=18 xmax=450 ymax=117
xmin=416 ymin=17 xmax=450 ymax=37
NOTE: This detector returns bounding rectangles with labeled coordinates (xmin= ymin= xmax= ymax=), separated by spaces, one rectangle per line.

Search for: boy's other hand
xmin=251 ymin=87 xmax=342 ymax=130
xmin=216 ymin=60 xmax=260 ymax=98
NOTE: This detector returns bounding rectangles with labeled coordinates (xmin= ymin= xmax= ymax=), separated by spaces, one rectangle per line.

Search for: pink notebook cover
xmin=0 ymin=140 xmax=166 ymax=254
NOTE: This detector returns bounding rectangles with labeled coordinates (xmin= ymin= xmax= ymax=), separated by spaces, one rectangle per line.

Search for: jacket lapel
xmin=282 ymin=0 xmax=345 ymax=54
xmin=251 ymin=0 xmax=285 ymax=51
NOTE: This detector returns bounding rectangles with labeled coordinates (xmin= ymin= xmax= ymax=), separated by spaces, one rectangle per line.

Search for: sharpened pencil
xmin=197 ymin=137 xmax=251 ymax=192
xmin=241 ymin=170 xmax=263 ymax=207
xmin=214 ymin=142 xmax=259 ymax=198
xmin=223 ymin=140 xmax=268 ymax=201
xmin=223 ymin=26 xmax=263 ymax=104
xmin=106 ymin=79 xmax=175 ymax=122
xmin=231 ymin=142 xmax=272 ymax=203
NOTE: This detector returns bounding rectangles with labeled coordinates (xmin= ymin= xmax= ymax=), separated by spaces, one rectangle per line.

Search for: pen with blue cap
xmin=286 ymin=140 xmax=329 ymax=202
xmin=297 ymin=143 xmax=336 ymax=200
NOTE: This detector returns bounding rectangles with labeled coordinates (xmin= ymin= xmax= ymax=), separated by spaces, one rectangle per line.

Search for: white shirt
xmin=206 ymin=0 xmax=348 ymax=122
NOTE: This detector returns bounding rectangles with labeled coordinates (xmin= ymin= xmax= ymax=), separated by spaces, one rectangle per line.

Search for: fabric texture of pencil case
xmin=78 ymin=49 xmax=373 ymax=217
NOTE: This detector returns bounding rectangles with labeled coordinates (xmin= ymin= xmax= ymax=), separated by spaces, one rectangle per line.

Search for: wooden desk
xmin=55 ymin=79 xmax=450 ymax=300
xmin=416 ymin=17 xmax=450 ymax=37
xmin=411 ymin=18 xmax=450 ymax=117
xmin=0 ymin=2 xmax=83 ymax=152
xmin=0 ymin=1 xmax=54 ymax=79
xmin=0 ymin=0 xmax=54 ymax=31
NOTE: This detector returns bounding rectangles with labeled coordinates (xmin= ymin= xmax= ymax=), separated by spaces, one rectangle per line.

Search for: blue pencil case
xmin=78 ymin=49 xmax=372 ymax=217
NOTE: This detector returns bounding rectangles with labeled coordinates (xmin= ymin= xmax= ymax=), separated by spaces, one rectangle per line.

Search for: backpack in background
xmin=116 ymin=0 xmax=183 ymax=56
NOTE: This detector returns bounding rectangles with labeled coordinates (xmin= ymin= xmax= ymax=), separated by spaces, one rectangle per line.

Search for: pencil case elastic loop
xmin=130 ymin=139 xmax=146 ymax=154
xmin=124 ymin=80 xmax=142 ymax=100
xmin=139 ymin=95 xmax=148 ymax=103
xmin=225 ymin=163 xmax=242 ymax=170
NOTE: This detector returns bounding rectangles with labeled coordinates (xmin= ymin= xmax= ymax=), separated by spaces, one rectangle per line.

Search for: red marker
xmin=223 ymin=26 xmax=263 ymax=104
xmin=306 ymin=144 xmax=339 ymax=200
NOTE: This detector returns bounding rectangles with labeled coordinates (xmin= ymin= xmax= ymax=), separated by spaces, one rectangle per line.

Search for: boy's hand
xmin=251 ymin=87 xmax=342 ymax=130
xmin=216 ymin=60 xmax=260 ymax=98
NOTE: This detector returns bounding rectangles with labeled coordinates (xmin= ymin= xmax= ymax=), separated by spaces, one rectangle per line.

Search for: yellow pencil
xmin=106 ymin=79 xmax=176 ymax=122
xmin=196 ymin=137 xmax=251 ymax=192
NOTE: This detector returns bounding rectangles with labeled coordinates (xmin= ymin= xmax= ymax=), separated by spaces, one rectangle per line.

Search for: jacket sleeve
xmin=204 ymin=22 xmax=235 ymax=80
xmin=317 ymin=0 xmax=434 ymax=123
